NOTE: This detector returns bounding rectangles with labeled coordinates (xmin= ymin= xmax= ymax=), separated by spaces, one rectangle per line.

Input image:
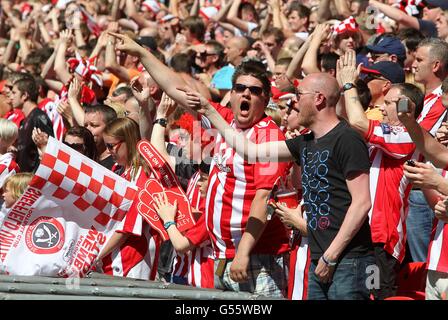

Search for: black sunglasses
xmin=196 ymin=51 xmax=216 ymax=59
xmin=105 ymin=141 xmax=123 ymax=151
xmin=233 ymin=83 xmax=264 ymax=96
xmin=64 ymin=142 xmax=85 ymax=151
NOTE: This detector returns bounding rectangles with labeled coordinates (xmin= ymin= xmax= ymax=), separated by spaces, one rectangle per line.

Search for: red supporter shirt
xmin=417 ymin=86 xmax=445 ymax=136
xmin=365 ymin=120 xmax=417 ymax=262
xmin=3 ymin=108 xmax=25 ymax=128
xmin=427 ymin=170 xmax=448 ymax=273
xmin=202 ymin=103 xmax=290 ymax=259
xmin=288 ymin=231 xmax=310 ymax=300
xmin=38 ymin=98 xmax=66 ymax=141
xmin=0 ymin=153 xmax=20 ymax=187
xmin=171 ymin=172 xmax=214 ymax=288
xmin=102 ymin=166 xmax=161 ymax=280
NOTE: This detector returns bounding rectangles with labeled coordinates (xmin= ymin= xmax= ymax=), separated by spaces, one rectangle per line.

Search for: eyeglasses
xmin=233 ymin=83 xmax=264 ymax=96
xmin=296 ymin=91 xmax=319 ymax=99
xmin=105 ymin=141 xmax=123 ymax=151
xmin=64 ymin=142 xmax=85 ymax=152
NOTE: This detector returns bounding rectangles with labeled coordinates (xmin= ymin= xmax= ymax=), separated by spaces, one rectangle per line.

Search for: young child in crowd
xmin=0 ymin=173 xmax=34 ymax=228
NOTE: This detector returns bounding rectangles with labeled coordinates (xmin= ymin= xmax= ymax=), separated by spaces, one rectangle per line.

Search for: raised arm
xmin=150 ymin=93 xmax=177 ymax=169
xmin=227 ymin=0 xmax=251 ymax=34
xmin=109 ymin=32 xmax=189 ymax=107
xmin=105 ymin=23 xmax=131 ymax=82
xmin=316 ymin=0 xmax=332 ymax=23
xmin=181 ymin=88 xmax=294 ymax=162
xmin=125 ymin=0 xmax=157 ymax=29
xmin=252 ymin=40 xmax=276 ymax=73
xmin=67 ymin=77 xmax=85 ymax=126
xmin=54 ymin=30 xmax=74 ymax=84
xmin=336 ymin=50 xmax=369 ymax=135
xmin=334 ymin=0 xmax=352 ymax=18
xmin=89 ymin=31 xmax=108 ymax=60
xmin=285 ymin=33 xmax=313 ymax=80
xmin=269 ymin=0 xmax=284 ymax=29
xmin=189 ymin=0 xmax=200 ymax=17
xmin=111 ymin=0 xmax=121 ymax=21
xmin=210 ymin=0 xmax=233 ymax=23
xmin=130 ymin=75 xmax=156 ymax=140
xmin=369 ymin=0 xmax=419 ymax=29
xmin=302 ymin=24 xmax=331 ymax=75
xmin=398 ymin=108 xmax=448 ymax=169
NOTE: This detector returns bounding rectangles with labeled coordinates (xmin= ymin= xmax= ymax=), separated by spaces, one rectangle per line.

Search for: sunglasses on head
xmin=233 ymin=83 xmax=264 ymax=96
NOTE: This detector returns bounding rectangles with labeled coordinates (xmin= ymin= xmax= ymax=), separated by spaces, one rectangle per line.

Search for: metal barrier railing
xmin=0 ymin=274 xmax=284 ymax=300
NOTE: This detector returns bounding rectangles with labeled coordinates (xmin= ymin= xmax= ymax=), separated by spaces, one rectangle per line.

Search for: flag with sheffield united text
xmin=0 ymin=137 xmax=138 ymax=277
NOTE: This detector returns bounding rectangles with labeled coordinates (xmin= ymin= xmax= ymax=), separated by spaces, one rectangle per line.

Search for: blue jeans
xmin=307 ymin=254 xmax=375 ymax=300
xmin=214 ymin=253 xmax=289 ymax=298
xmin=406 ymin=190 xmax=435 ymax=262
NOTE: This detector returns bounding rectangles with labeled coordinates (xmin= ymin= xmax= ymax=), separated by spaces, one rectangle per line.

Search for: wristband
xmin=321 ymin=255 xmax=337 ymax=267
xmin=163 ymin=221 xmax=176 ymax=230
xmin=153 ymin=118 xmax=167 ymax=127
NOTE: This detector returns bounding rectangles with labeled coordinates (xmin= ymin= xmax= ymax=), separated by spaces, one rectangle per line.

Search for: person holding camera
xmin=338 ymin=49 xmax=425 ymax=299
xmin=396 ymin=79 xmax=448 ymax=300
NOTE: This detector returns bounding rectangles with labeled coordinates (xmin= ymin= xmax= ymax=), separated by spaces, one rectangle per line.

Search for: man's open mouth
xmin=240 ymin=101 xmax=250 ymax=112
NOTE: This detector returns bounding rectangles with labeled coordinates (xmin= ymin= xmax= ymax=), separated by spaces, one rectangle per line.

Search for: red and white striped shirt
xmin=288 ymin=231 xmax=310 ymax=300
xmin=0 ymin=153 xmax=20 ymax=188
xmin=203 ymin=104 xmax=290 ymax=259
xmin=102 ymin=166 xmax=161 ymax=280
xmin=38 ymin=98 xmax=66 ymax=141
xmin=417 ymin=86 xmax=445 ymax=136
xmin=186 ymin=171 xmax=204 ymax=213
xmin=171 ymin=172 xmax=214 ymax=288
xmin=3 ymin=108 xmax=25 ymax=128
xmin=427 ymin=170 xmax=448 ymax=273
xmin=171 ymin=214 xmax=215 ymax=288
xmin=365 ymin=120 xmax=416 ymax=262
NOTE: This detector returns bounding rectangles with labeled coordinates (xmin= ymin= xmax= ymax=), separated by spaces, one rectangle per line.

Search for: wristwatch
xmin=153 ymin=118 xmax=167 ymax=127
xmin=342 ymin=83 xmax=356 ymax=92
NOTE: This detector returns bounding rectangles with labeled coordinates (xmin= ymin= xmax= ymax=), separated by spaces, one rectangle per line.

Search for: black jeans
xmin=373 ymin=244 xmax=401 ymax=300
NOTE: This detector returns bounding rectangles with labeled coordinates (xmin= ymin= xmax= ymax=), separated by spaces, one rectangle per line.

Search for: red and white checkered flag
xmin=332 ymin=16 xmax=358 ymax=35
xmin=0 ymin=137 xmax=138 ymax=277
xmin=396 ymin=0 xmax=426 ymax=16
xmin=79 ymin=6 xmax=102 ymax=37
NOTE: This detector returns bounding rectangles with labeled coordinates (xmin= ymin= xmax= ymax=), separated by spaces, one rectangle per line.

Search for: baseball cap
xmin=361 ymin=61 xmax=405 ymax=84
xmin=136 ymin=36 xmax=158 ymax=51
xmin=426 ymin=0 xmax=448 ymax=10
xmin=366 ymin=36 xmax=406 ymax=60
